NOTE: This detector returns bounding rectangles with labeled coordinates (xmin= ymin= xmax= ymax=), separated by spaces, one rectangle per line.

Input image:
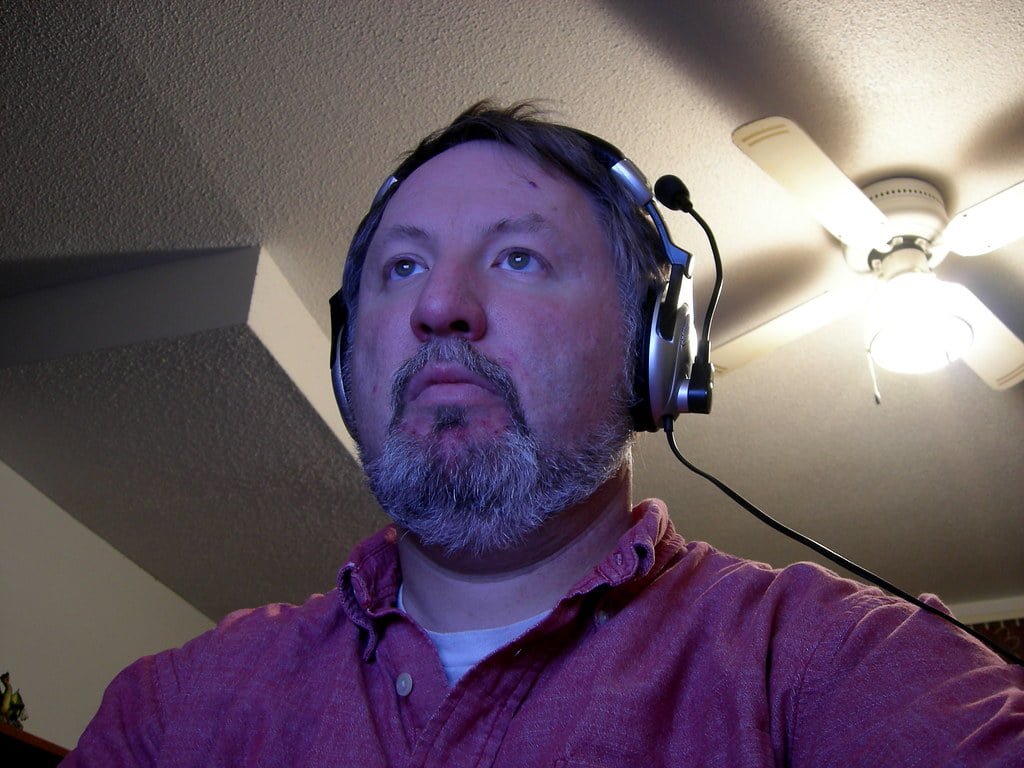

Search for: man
xmin=65 ymin=103 xmax=1022 ymax=766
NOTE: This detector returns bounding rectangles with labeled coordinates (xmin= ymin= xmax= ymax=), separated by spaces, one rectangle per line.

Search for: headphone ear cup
xmin=331 ymin=331 xmax=349 ymax=416
xmin=631 ymin=284 xmax=661 ymax=432
xmin=328 ymin=290 xmax=353 ymax=428
xmin=634 ymin=265 xmax=696 ymax=432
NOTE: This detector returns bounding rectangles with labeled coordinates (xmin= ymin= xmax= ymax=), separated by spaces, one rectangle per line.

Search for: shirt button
xmin=395 ymin=672 xmax=414 ymax=697
xmin=595 ymin=609 xmax=611 ymax=626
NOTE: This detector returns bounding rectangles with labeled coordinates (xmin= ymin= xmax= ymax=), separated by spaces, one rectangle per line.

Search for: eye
xmin=386 ymin=257 xmax=425 ymax=281
xmin=499 ymin=249 xmax=542 ymax=272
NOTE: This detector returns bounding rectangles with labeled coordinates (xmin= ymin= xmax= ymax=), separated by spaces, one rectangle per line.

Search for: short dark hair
xmin=340 ymin=100 xmax=666 ymax=422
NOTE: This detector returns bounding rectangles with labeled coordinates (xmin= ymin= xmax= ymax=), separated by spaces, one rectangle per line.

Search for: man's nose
xmin=409 ymin=263 xmax=487 ymax=342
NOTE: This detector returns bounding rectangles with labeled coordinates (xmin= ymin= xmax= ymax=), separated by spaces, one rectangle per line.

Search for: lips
xmin=404 ymin=363 xmax=501 ymax=404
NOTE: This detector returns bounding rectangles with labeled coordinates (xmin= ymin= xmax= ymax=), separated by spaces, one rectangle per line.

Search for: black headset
xmin=329 ymin=129 xmax=714 ymax=434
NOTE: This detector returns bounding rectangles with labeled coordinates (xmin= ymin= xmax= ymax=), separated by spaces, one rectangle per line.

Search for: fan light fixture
xmin=866 ymin=270 xmax=974 ymax=374
xmin=731 ymin=117 xmax=1024 ymax=391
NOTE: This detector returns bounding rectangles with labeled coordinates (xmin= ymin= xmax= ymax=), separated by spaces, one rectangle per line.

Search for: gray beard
xmin=360 ymin=339 xmax=633 ymax=558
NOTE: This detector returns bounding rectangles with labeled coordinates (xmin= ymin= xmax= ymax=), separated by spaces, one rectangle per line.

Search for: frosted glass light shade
xmin=866 ymin=272 xmax=974 ymax=374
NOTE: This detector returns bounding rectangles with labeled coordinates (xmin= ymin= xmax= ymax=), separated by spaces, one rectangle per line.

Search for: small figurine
xmin=1 ymin=671 xmax=27 ymax=729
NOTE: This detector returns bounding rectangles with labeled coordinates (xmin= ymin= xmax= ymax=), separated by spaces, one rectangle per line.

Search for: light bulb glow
xmin=866 ymin=272 xmax=974 ymax=374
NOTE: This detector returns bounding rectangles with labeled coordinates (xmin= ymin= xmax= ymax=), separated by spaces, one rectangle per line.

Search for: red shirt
xmin=64 ymin=499 xmax=1024 ymax=766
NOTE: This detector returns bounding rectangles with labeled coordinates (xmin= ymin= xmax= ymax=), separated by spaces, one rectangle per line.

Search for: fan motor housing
xmin=844 ymin=177 xmax=949 ymax=272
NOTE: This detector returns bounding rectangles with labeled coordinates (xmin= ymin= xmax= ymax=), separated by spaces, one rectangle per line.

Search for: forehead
xmin=373 ymin=140 xmax=602 ymax=237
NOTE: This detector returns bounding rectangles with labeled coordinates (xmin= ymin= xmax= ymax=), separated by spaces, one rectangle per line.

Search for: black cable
xmin=675 ymin=196 xmax=1020 ymax=665
xmin=662 ymin=417 xmax=1024 ymax=666
xmin=688 ymin=208 xmax=723 ymax=358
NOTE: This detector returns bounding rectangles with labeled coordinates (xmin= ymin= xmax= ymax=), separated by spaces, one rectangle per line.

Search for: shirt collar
xmin=568 ymin=498 xmax=680 ymax=596
xmin=337 ymin=525 xmax=402 ymax=628
xmin=336 ymin=499 xmax=682 ymax=642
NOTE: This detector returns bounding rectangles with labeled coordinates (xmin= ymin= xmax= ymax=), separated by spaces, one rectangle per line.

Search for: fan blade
xmin=714 ymin=281 xmax=870 ymax=374
xmin=949 ymin=283 xmax=1024 ymax=389
xmin=939 ymin=180 xmax=1024 ymax=257
xmin=732 ymin=117 xmax=890 ymax=253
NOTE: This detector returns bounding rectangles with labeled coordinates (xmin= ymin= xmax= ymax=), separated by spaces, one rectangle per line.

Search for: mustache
xmin=389 ymin=339 xmax=528 ymax=431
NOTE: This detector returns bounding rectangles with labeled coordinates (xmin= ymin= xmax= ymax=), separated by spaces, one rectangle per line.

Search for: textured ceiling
xmin=0 ymin=326 xmax=384 ymax=617
xmin=2 ymin=0 xmax=1022 ymax=622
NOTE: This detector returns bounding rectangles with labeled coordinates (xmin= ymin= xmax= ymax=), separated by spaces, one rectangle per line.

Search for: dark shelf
xmin=0 ymin=721 xmax=69 ymax=767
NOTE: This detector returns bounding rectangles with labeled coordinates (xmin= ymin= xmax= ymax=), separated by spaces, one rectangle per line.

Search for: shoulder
xmin=213 ymin=590 xmax=343 ymax=642
xmin=104 ymin=590 xmax=349 ymax=707
xmin=167 ymin=590 xmax=350 ymax=676
xmin=652 ymin=539 xmax=1014 ymax=681
xmin=665 ymin=538 xmax=866 ymax=611
xmin=67 ymin=591 xmax=357 ymax=763
xmin=668 ymin=539 xmax=904 ymax=610
xmin=655 ymin=544 xmax=1024 ymax=762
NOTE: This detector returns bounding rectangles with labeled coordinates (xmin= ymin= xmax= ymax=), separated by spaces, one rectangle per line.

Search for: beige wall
xmin=0 ymin=459 xmax=214 ymax=750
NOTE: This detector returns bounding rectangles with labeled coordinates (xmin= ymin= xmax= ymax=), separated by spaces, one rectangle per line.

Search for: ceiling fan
xmin=717 ymin=116 xmax=1024 ymax=390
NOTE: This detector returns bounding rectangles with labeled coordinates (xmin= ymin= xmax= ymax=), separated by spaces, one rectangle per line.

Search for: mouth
xmin=404 ymin=363 xmax=502 ymax=404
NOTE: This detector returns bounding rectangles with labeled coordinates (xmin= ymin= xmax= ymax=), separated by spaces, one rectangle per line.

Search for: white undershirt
xmin=397 ymin=584 xmax=551 ymax=685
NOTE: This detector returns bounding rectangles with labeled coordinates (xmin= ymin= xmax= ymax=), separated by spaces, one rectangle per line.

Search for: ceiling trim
xmin=0 ymin=246 xmax=358 ymax=460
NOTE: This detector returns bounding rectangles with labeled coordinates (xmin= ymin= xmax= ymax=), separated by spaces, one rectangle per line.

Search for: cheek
xmin=501 ymin=304 xmax=626 ymax=435
xmin=351 ymin=325 xmax=386 ymax=399
xmin=349 ymin=312 xmax=408 ymax=442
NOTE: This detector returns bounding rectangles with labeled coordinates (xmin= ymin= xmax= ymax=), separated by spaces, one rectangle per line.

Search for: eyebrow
xmin=373 ymin=223 xmax=433 ymax=249
xmin=485 ymin=212 xmax=553 ymax=238
xmin=373 ymin=213 xmax=559 ymax=255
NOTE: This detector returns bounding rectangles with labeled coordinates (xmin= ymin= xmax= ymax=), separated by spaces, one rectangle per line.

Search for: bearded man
xmin=64 ymin=103 xmax=1023 ymax=767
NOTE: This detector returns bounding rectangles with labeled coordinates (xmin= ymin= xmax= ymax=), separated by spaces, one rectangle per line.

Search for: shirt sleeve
xmin=60 ymin=649 xmax=179 ymax=768
xmin=790 ymin=589 xmax=1024 ymax=766
xmin=58 ymin=603 xmax=301 ymax=767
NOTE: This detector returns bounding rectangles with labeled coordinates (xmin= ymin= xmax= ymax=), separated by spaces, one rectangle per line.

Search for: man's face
xmin=348 ymin=140 xmax=632 ymax=554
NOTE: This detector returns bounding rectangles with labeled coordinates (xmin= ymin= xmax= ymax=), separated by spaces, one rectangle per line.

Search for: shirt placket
xmin=401 ymin=632 xmax=555 ymax=768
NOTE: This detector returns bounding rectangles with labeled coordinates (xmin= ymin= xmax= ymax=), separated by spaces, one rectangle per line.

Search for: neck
xmin=397 ymin=464 xmax=633 ymax=632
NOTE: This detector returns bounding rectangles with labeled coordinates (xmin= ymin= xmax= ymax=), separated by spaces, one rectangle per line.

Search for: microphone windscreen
xmin=654 ymin=175 xmax=692 ymax=212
